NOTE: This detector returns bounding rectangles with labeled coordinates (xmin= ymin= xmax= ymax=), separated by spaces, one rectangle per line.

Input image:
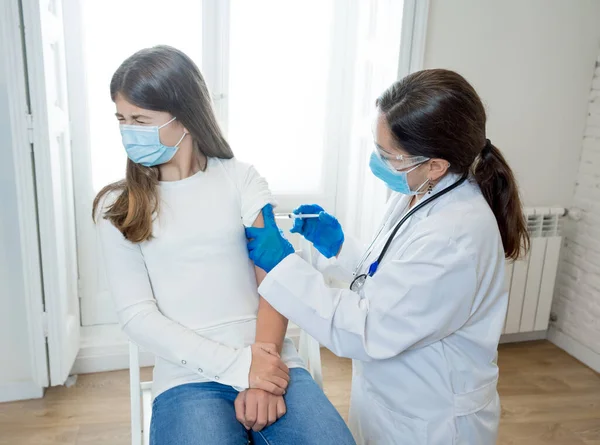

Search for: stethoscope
xmin=349 ymin=174 xmax=468 ymax=292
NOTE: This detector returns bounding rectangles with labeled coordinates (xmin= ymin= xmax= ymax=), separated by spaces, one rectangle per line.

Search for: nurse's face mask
xmin=369 ymin=145 xmax=430 ymax=195
xmin=120 ymin=116 xmax=187 ymax=167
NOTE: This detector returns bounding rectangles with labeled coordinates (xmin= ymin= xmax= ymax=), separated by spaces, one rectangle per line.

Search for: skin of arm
xmin=252 ymin=211 xmax=289 ymax=353
xmin=236 ymin=212 xmax=290 ymax=431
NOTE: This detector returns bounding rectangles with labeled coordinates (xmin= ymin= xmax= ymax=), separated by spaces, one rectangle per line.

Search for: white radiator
xmin=503 ymin=207 xmax=565 ymax=334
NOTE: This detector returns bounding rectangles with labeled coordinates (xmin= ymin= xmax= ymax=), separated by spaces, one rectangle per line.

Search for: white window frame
xmin=398 ymin=0 xmax=430 ymax=77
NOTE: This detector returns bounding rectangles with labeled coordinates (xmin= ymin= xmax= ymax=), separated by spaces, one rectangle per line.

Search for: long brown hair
xmin=93 ymin=45 xmax=233 ymax=243
xmin=376 ymin=69 xmax=529 ymax=260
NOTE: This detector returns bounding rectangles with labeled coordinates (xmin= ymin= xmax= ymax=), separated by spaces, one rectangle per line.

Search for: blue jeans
xmin=150 ymin=368 xmax=355 ymax=445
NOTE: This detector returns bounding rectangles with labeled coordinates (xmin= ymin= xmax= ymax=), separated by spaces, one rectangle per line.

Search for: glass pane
xmin=80 ymin=0 xmax=203 ymax=192
xmin=228 ymin=0 xmax=334 ymax=194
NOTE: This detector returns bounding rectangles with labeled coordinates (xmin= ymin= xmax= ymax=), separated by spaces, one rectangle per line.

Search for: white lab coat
xmin=258 ymin=173 xmax=507 ymax=445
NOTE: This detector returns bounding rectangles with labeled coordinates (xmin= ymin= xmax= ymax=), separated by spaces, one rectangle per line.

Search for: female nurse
xmin=246 ymin=69 xmax=529 ymax=445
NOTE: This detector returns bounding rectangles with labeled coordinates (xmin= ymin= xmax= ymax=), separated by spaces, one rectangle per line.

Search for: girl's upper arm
xmin=236 ymin=161 xmax=276 ymax=227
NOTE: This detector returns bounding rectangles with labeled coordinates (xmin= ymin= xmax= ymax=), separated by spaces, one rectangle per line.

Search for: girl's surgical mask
xmin=120 ymin=116 xmax=187 ymax=167
xmin=369 ymin=150 xmax=429 ymax=195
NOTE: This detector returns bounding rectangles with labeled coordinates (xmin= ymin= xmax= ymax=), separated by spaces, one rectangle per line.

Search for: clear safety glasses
xmin=374 ymin=145 xmax=429 ymax=171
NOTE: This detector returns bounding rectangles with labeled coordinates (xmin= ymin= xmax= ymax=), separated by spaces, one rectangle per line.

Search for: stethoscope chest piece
xmin=350 ymin=260 xmax=379 ymax=292
xmin=350 ymin=273 xmax=368 ymax=293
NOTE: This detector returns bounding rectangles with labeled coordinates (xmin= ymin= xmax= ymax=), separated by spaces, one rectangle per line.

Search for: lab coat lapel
xmin=373 ymin=173 xmax=464 ymax=268
xmin=414 ymin=173 xmax=462 ymax=217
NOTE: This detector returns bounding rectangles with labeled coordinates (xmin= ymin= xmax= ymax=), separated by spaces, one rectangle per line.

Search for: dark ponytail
xmin=471 ymin=140 xmax=529 ymax=260
xmin=377 ymin=69 xmax=529 ymax=260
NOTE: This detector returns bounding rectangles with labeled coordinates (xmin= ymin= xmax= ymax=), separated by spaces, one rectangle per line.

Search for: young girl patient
xmin=94 ymin=45 xmax=355 ymax=445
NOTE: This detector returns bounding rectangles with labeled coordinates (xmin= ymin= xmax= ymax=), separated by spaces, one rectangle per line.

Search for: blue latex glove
xmin=246 ymin=204 xmax=295 ymax=273
xmin=289 ymin=204 xmax=344 ymax=259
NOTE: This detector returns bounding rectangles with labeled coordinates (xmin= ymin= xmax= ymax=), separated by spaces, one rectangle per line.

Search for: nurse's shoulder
xmin=415 ymin=184 xmax=499 ymax=249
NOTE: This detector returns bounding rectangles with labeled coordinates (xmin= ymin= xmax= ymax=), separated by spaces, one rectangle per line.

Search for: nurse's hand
xmin=235 ymin=389 xmax=286 ymax=431
xmin=290 ymin=204 xmax=344 ymax=258
xmin=246 ymin=205 xmax=295 ymax=273
xmin=249 ymin=342 xmax=290 ymax=396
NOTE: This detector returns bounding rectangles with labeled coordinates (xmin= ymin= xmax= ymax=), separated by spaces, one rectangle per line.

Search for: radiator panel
xmin=502 ymin=208 xmax=563 ymax=335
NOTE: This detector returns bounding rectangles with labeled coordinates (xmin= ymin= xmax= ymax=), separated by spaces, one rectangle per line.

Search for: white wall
xmin=423 ymin=0 xmax=600 ymax=207
xmin=549 ymin=56 xmax=600 ymax=373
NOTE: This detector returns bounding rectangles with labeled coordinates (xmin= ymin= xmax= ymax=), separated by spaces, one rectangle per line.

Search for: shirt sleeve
xmin=257 ymin=228 xmax=478 ymax=362
xmin=235 ymin=161 xmax=277 ymax=227
xmin=310 ymin=235 xmax=365 ymax=283
xmin=96 ymin=199 xmax=252 ymax=389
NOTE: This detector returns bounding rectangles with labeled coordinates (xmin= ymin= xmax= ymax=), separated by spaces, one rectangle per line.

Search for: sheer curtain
xmin=228 ymin=0 xmax=335 ymax=195
xmin=337 ymin=0 xmax=405 ymax=244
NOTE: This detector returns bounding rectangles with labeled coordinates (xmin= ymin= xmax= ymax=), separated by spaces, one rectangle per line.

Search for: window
xmin=67 ymin=0 xmax=408 ymax=327
xmin=80 ymin=0 xmax=339 ymax=200
xmin=228 ymin=0 xmax=335 ymax=195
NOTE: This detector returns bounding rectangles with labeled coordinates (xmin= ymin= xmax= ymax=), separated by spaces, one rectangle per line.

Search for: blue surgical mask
xmin=369 ymin=151 xmax=429 ymax=195
xmin=120 ymin=117 xmax=187 ymax=167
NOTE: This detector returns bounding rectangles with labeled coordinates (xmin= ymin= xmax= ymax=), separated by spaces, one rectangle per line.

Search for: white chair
xmin=129 ymin=239 xmax=323 ymax=445
xmin=129 ymin=342 xmax=152 ymax=445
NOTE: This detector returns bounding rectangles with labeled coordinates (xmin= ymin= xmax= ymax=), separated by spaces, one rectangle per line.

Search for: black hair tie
xmin=481 ymin=139 xmax=493 ymax=157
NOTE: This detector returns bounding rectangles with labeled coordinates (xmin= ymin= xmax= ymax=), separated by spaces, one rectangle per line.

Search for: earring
xmin=427 ymin=180 xmax=434 ymax=194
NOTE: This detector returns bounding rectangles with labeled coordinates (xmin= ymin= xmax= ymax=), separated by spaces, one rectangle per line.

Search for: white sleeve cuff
xmin=306 ymin=237 xmax=364 ymax=283
xmin=335 ymin=236 xmax=364 ymax=273
xmin=214 ymin=345 xmax=252 ymax=391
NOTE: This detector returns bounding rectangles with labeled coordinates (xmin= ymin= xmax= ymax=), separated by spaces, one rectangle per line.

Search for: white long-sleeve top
xmin=96 ymin=157 xmax=304 ymax=397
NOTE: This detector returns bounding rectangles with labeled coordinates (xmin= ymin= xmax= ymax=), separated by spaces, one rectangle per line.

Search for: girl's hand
xmin=235 ymin=389 xmax=287 ymax=431
xmin=249 ymin=342 xmax=290 ymax=395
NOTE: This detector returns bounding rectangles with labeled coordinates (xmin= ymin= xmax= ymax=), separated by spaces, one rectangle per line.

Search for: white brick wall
xmin=552 ymin=57 xmax=600 ymax=358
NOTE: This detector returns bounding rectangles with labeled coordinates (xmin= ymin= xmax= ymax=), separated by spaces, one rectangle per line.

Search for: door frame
xmin=1 ymin=0 xmax=49 ymax=388
xmin=20 ymin=0 xmax=81 ymax=386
